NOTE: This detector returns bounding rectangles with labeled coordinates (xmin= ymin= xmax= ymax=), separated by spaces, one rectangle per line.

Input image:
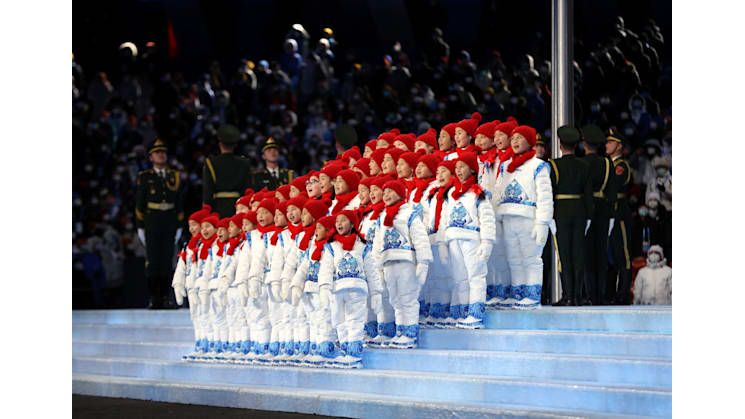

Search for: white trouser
xmin=302 ymin=291 xmax=334 ymax=345
xmin=331 ymin=288 xmax=367 ymax=344
xmin=503 ymin=215 xmax=544 ymax=307
xmin=383 ymin=261 xmax=419 ymax=327
xmin=187 ymin=288 xmax=201 ymax=341
xmin=448 ymin=238 xmax=487 ymax=318
xmin=426 ymin=244 xmax=452 ymax=320
xmin=208 ymin=289 xmax=228 ymax=343
xmin=292 ymin=301 xmax=309 ymax=347
xmin=491 ymin=220 xmax=513 ymax=305
xmin=226 ymin=287 xmax=249 ymax=344
xmin=198 ymin=288 xmax=213 ymax=342
xmin=246 ymin=285 xmax=271 ymax=350
xmin=267 ymin=293 xmax=293 ymax=348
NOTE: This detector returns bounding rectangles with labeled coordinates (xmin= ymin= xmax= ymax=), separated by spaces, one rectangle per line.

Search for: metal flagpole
xmin=551 ymin=0 xmax=573 ymax=303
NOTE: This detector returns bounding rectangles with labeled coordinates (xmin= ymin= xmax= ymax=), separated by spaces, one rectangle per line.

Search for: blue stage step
xmin=72 ymin=340 xmax=671 ymax=387
xmin=72 ymin=373 xmax=657 ymax=419
xmin=73 ymin=324 xmax=672 ymax=359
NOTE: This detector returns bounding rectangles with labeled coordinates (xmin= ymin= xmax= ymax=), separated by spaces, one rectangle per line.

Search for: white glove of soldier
xmin=476 ymin=241 xmax=493 ymax=260
xmin=237 ymin=282 xmax=249 ymax=306
xmin=585 ymin=220 xmax=592 ymax=236
xmin=531 ymin=223 xmax=549 ymax=246
xmin=438 ymin=243 xmax=450 ymax=266
xmin=415 ymin=263 xmax=429 ymax=290
xmin=137 ymin=228 xmax=146 ymax=246
xmin=270 ymin=282 xmax=282 ymax=302
xmin=291 ymin=287 xmax=302 ymax=306
xmin=174 ymin=285 xmax=186 ymax=306
xmin=174 ymin=228 xmax=183 ymax=245
xmin=608 ymin=218 xmax=615 ymax=237
xmin=320 ymin=286 xmax=332 ymax=309
xmin=249 ymin=279 xmax=261 ymax=299
xmin=370 ymin=293 xmax=383 ymax=315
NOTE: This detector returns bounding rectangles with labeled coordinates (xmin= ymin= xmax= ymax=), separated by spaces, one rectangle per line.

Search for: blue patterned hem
xmin=510 ymin=284 xmax=542 ymax=301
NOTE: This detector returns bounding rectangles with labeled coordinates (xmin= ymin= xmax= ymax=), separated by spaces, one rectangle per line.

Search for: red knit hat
xmin=304 ymin=199 xmax=330 ymax=221
xmin=276 ymin=185 xmax=291 ymax=201
xmin=291 ymin=175 xmax=308 ymax=193
xmin=276 ymin=201 xmax=291 ymax=217
xmin=365 ymin=139 xmax=377 ymax=152
xmin=353 ymin=158 xmax=372 ymax=177
xmin=287 ymin=195 xmax=308 ymax=211
xmin=308 ymin=170 xmax=320 ymax=179
xmin=393 ymin=133 xmax=416 ymax=151
xmin=217 ymin=218 xmax=231 ymax=229
xmin=258 ymin=198 xmax=276 ymax=215
xmin=437 ymin=159 xmax=457 ymax=175
xmin=399 ymin=151 xmax=420 ymax=170
xmin=495 ymin=118 xmax=519 ymax=137
xmin=230 ymin=213 xmax=245 ymax=228
xmin=342 ymin=146 xmax=362 ymax=163
xmin=416 ymin=128 xmax=438 ymax=149
xmin=417 ymin=154 xmax=441 ymax=176
xmin=316 ymin=215 xmax=336 ymax=235
xmin=511 ymin=125 xmax=537 ymax=147
xmin=475 ymin=120 xmax=498 ymax=139
xmin=244 ymin=188 xmax=255 ymax=196
xmin=456 ymin=112 xmax=483 ymax=138
xmin=457 ymin=151 xmax=479 ymax=174
xmin=359 ymin=177 xmax=374 ymax=189
xmin=244 ymin=211 xmax=258 ymax=226
xmin=337 ymin=210 xmax=359 ymax=229
xmin=321 ymin=162 xmax=346 ymax=179
xmin=383 ymin=179 xmax=406 ymax=200
xmin=202 ymin=213 xmax=220 ymax=228
xmin=370 ymin=174 xmax=394 ymax=190
xmin=385 ymin=147 xmax=406 ymax=165
xmin=188 ymin=204 xmax=212 ymax=223
xmin=377 ymin=128 xmax=400 ymax=144
xmin=235 ymin=195 xmax=252 ymax=209
xmin=336 ymin=169 xmax=360 ymax=192
xmin=441 ymin=122 xmax=458 ymax=143
xmin=370 ymin=148 xmax=387 ymax=168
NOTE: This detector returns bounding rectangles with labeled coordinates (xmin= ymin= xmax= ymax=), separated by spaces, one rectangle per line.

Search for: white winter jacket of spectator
xmin=371 ymin=203 xmax=433 ymax=266
xmin=494 ymin=156 xmax=553 ymax=225
xmin=633 ymin=247 xmax=672 ymax=305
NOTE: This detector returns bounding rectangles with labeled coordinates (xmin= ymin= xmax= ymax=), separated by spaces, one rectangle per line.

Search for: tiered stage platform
xmin=72 ymin=306 xmax=672 ymax=418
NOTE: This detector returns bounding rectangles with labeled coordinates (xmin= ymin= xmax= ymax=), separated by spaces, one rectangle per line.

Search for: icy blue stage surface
xmin=72 ymin=306 xmax=672 ymax=418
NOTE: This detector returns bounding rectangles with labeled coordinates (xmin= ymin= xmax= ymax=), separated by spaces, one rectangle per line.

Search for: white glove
xmin=237 ymin=283 xmax=249 ymax=306
xmin=531 ymin=223 xmax=549 ymax=246
xmin=249 ymin=280 xmax=261 ymax=299
xmin=494 ymin=220 xmax=503 ymax=236
xmin=549 ymin=219 xmax=557 ymax=236
xmin=415 ymin=263 xmax=429 ymax=289
xmin=585 ymin=220 xmax=592 ymax=236
xmin=270 ymin=282 xmax=282 ymax=302
xmin=438 ymin=243 xmax=450 ymax=266
xmin=173 ymin=285 xmax=186 ymax=305
xmin=174 ymin=228 xmax=183 ymax=245
xmin=214 ymin=291 xmax=225 ymax=309
xmin=320 ymin=286 xmax=332 ymax=309
xmin=476 ymin=241 xmax=493 ymax=260
xmin=291 ymin=287 xmax=302 ymax=306
xmin=370 ymin=293 xmax=383 ymax=315
xmin=608 ymin=218 xmax=615 ymax=237
xmin=137 ymin=228 xmax=146 ymax=246
xmin=217 ymin=277 xmax=229 ymax=296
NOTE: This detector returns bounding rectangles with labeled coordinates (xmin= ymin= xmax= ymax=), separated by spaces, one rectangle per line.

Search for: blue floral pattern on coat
xmin=308 ymin=260 xmax=320 ymax=282
xmin=449 ymin=202 xmax=472 ymax=228
xmin=502 ymin=179 xmax=526 ymax=204
xmin=337 ymin=252 xmax=362 ymax=279
xmin=383 ymin=227 xmax=411 ymax=251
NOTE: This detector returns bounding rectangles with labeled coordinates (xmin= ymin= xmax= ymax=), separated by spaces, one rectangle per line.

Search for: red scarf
xmin=311 ymin=236 xmax=330 ymax=261
xmin=322 ymin=191 xmax=333 ymax=202
xmin=452 ymin=176 xmax=483 ymax=200
xmin=403 ymin=178 xmax=417 ymax=198
xmin=335 ymin=232 xmax=358 ymax=251
xmin=479 ymin=147 xmax=498 ymax=165
xmin=288 ymin=222 xmax=303 ymax=240
xmin=507 ymin=150 xmax=536 ymax=173
xmin=198 ymin=235 xmax=217 ymax=260
xmin=383 ymin=200 xmax=406 ymax=227
xmin=431 ymin=179 xmax=454 ymax=233
xmin=498 ymin=147 xmax=514 ymax=163
xmin=370 ymin=201 xmax=386 ymax=221
xmin=299 ymin=225 xmax=316 ymax=251
xmin=332 ymin=191 xmax=357 ymax=215
xmin=184 ymin=235 xmax=201 ymax=263
xmin=457 ymin=144 xmax=479 ymax=156
xmin=227 ymin=235 xmax=243 ymax=256
xmin=271 ymin=225 xmax=287 ymax=246
xmin=413 ymin=177 xmax=434 ymax=203
xmin=215 ymin=238 xmax=229 ymax=257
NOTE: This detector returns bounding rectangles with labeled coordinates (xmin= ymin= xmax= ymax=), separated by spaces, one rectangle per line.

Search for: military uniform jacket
xmin=547 ymin=155 xmax=594 ymax=219
xmin=611 ymin=156 xmax=632 ymax=219
xmin=581 ymin=153 xmax=617 ymax=219
xmin=251 ymin=167 xmax=294 ymax=192
xmin=202 ymin=153 xmax=254 ymax=217
xmin=136 ymin=167 xmax=185 ymax=232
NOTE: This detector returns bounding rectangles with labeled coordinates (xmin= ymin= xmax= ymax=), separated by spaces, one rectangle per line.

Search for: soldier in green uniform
xmin=581 ymin=124 xmax=618 ymax=305
xmin=606 ymin=128 xmax=633 ymax=304
xmin=135 ymin=139 xmax=185 ymax=309
xmin=202 ymin=124 xmax=253 ymax=218
xmin=548 ymin=126 xmax=594 ymax=306
xmin=250 ymin=137 xmax=294 ymax=191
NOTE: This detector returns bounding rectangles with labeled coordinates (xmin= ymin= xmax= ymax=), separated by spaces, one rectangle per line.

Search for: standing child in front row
xmin=216 ymin=213 xmax=246 ymax=360
xmin=234 ymin=211 xmax=258 ymax=363
xmin=319 ymin=210 xmax=385 ymax=368
xmin=444 ymin=152 xmax=497 ymax=329
xmin=193 ymin=213 xmax=219 ymax=359
xmin=371 ymin=180 xmax=433 ymax=348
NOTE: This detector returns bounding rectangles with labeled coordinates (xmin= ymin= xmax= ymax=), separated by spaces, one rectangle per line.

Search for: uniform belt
xmin=593 ymin=192 xmax=605 ymax=198
xmin=147 ymin=202 xmax=175 ymax=211
xmin=213 ymin=192 xmax=241 ymax=199
xmin=555 ymin=194 xmax=581 ymax=200
xmin=617 ymin=193 xmax=626 ymax=199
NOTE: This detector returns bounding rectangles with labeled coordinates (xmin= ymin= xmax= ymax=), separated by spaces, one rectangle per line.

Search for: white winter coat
xmin=494 ymin=156 xmax=553 ymax=225
xmin=318 ymin=239 xmax=385 ymax=295
xmin=444 ymin=187 xmax=497 ymax=244
xmin=234 ymin=232 xmax=254 ymax=287
xmin=633 ymin=258 xmax=672 ymax=305
xmin=371 ymin=202 xmax=433 ymax=266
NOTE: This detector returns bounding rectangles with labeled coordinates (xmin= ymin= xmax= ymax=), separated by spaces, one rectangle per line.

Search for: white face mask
xmin=656 ymin=167 xmax=667 ymax=176
xmin=648 ymin=252 xmax=661 ymax=263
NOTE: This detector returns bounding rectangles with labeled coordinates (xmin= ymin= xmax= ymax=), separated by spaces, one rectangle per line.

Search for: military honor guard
xmin=251 ymin=137 xmax=294 ymax=192
xmin=203 ymin=124 xmax=254 ymax=218
xmin=605 ymin=128 xmax=633 ymax=304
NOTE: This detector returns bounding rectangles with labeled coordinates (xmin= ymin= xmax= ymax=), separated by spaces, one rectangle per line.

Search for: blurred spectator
xmin=632 ymin=245 xmax=672 ymax=305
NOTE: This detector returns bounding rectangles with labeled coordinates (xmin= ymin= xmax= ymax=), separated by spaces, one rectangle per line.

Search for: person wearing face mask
xmin=646 ymin=156 xmax=672 ymax=212
xmin=135 ymin=139 xmax=185 ymax=309
xmin=632 ymin=245 xmax=671 ymax=305
xmin=632 ymin=138 xmax=663 ymax=186
xmin=605 ymin=129 xmax=633 ymax=305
